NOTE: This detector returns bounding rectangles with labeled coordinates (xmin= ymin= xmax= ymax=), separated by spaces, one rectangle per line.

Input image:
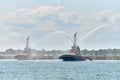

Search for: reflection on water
xmin=0 ymin=60 xmax=120 ymax=80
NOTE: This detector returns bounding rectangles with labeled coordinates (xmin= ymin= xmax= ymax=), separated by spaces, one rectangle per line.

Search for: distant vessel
xmin=15 ymin=36 xmax=32 ymax=60
xmin=59 ymin=33 xmax=92 ymax=61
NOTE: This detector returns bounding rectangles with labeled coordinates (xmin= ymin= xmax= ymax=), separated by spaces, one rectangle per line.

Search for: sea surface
xmin=0 ymin=60 xmax=120 ymax=80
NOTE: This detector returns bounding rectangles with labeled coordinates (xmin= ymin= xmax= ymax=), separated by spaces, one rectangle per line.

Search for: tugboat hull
xmin=59 ymin=55 xmax=92 ymax=61
xmin=59 ymin=33 xmax=92 ymax=61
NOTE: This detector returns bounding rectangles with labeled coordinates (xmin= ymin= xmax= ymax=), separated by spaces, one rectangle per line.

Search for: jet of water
xmin=81 ymin=24 xmax=111 ymax=40
xmin=32 ymin=31 xmax=65 ymax=46
xmin=32 ymin=30 xmax=74 ymax=47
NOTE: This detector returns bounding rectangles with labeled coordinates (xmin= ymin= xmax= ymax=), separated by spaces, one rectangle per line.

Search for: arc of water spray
xmin=81 ymin=24 xmax=111 ymax=40
xmin=32 ymin=31 xmax=74 ymax=46
xmin=19 ymin=36 xmax=28 ymax=46
xmin=15 ymin=33 xmax=30 ymax=46
xmin=11 ymin=33 xmax=25 ymax=44
xmin=65 ymin=35 xmax=73 ymax=43
xmin=32 ymin=31 xmax=65 ymax=45
xmin=55 ymin=31 xmax=73 ymax=43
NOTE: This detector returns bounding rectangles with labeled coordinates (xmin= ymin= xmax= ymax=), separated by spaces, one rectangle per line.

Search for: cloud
xmin=1 ymin=6 xmax=82 ymax=32
xmin=59 ymin=12 xmax=81 ymax=24
xmin=0 ymin=6 xmax=120 ymax=50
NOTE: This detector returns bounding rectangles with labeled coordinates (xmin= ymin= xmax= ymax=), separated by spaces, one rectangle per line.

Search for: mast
xmin=24 ymin=36 xmax=31 ymax=54
xmin=26 ymin=36 xmax=30 ymax=49
xmin=71 ymin=33 xmax=81 ymax=55
xmin=73 ymin=33 xmax=77 ymax=47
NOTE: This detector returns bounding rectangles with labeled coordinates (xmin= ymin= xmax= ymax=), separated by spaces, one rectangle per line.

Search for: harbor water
xmin=0 ymin=60 xmax=120 ymax=80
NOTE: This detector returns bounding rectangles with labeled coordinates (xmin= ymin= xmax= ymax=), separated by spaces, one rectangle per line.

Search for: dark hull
xmin=59 ymin=55 xmax=92 ymax=61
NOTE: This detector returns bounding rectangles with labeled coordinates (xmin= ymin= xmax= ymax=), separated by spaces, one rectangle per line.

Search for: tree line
xmin=81 ymin=48 xmax=120 ymax=55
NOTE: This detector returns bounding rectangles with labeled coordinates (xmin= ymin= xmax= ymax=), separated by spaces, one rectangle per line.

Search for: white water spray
xmin=32 ymin=30 xmax=74 ymax=47
xmin=32 ymin=31 xmax=65 ymax=45
xmin=81 ymin=24 xmax=111 ymax=40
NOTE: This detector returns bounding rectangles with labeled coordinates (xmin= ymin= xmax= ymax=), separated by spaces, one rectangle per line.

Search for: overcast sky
xmin=0 ymin=0 xmax=120 ymax=51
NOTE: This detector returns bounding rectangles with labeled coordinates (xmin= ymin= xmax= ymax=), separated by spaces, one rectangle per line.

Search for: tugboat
xmin=15 ymin=36 xmax=32 ymax=60
xmin=59 ymin=33 xmax=92 ymax=61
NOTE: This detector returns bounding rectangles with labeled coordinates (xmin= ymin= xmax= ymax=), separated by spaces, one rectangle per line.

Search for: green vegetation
xmin=81 ymin=49 xmax=120 ymax=60
xmin=81 ymin=48 xmax=120 ymax=55
xmin=0 ymin=48 xmax=120 ymax=60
